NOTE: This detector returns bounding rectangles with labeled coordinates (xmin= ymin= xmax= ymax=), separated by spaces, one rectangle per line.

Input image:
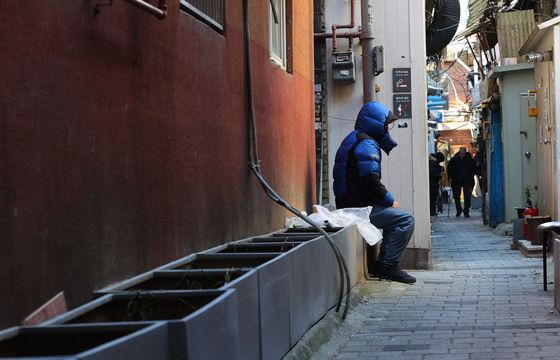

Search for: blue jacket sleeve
xmin=354 ymin=140 xmax=394 ymax=207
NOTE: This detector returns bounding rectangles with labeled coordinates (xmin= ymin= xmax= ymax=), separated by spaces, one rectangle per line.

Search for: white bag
xmin=285 ymin=205 xmax=383 ymax=246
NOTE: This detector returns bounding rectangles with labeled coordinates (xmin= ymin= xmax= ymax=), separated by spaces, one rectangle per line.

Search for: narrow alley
xmin=290 ymin=211 xmax=559 ymax=359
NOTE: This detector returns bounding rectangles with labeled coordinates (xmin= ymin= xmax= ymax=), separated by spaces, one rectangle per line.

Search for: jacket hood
xmin=355 ymin=101 xmax=398 ymax=154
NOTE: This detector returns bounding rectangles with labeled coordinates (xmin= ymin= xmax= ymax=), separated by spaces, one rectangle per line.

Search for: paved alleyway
xmin=289 ymin=210 xmax=560 ymax=359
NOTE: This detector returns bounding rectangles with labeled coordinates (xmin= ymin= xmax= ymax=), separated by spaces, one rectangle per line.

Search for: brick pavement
xmin=288 ymin=210 xmax=560 ymax=360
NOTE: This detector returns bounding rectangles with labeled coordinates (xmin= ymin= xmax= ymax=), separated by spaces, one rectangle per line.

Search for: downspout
xmin=361 ymin=0 xmax=375 ymax=102
xmin=125 ymin=0 xmax=167 ymax=19
xmin=554 ymin=25 xmax=560 ymax=219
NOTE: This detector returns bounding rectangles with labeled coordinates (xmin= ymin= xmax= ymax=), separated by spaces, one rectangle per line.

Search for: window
xmin=180 ymin=0 xmax=224 ymax=31
xmin=269 ymin=0 xmax=286 ymax=68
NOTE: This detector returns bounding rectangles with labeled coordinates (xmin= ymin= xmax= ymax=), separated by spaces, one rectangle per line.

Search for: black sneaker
xmin=373 ymin=263 xmax=416 ymax=284
xmin=456 ymin=209 xmax=462 ymax=217
xmin=464 ymin=212 xmax=470 ymax=218
xmin=367 ymin=260 xmax=381 ymax=277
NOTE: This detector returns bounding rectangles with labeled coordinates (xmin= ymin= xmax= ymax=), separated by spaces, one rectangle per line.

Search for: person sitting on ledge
xmin=333 ymin=101 xmax=416 ymax=284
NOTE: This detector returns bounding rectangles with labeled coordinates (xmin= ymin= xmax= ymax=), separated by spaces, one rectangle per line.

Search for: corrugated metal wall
xmin=496 ymin=10 xmax=536 ymax=58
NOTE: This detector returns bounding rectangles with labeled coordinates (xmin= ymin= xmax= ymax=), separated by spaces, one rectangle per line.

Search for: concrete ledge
xmin=518 ymin=239 xmax=542 ymax=258
xmin=401 ymin=248 xmax=432 ymax=270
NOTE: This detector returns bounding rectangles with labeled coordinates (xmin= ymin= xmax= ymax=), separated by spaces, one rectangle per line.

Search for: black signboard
xmin=393 ymin=94 xmax=412 ymax=119
xmin=392 ymin=68 xmax=411 ymax=93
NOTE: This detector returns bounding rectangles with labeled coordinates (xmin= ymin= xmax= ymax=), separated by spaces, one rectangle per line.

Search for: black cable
xmin=250 ymin=165 xmax=351 ymax=318
xmin=242 ymin=0 xmax=351 ymax=319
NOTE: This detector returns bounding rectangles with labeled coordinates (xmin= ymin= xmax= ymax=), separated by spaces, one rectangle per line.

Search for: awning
xmin=453 ymin=0 xmax=490 ymax=40
xmin=518 ymin=16 xmax=560 ymax=55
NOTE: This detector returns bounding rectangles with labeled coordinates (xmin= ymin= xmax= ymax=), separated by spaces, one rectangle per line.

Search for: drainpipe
xmin=125 ymin=0 xmax=167 ymax=19
xmin=361 ymin=0 xmax=375 ymax=102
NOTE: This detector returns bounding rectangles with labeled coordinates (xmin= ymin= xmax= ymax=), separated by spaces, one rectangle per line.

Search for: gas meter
xmin=527 ymin=89 xmax=537 ymax=117
xmin=332 ymin=51 xmax=355 ymax=85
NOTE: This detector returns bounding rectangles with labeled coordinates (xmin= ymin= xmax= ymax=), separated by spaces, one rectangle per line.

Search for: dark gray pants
xmin=452 ymin=183 xmax=473 ymax=214
xmin=368 ymin=205 xmax=415 ymax=265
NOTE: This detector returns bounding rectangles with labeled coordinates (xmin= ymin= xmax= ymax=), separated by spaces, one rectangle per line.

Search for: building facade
xmin=0 ymin=0 xmax=315 ymax=328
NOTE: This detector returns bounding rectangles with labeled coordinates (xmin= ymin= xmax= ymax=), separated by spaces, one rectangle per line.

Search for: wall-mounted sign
xmin=393 ymin=94 xmax=412 ymax=119
xmin=392 ymin=68 xmax=411 ymax=93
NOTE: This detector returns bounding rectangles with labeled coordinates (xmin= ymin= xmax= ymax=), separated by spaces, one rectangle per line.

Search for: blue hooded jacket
xmin=333 ymin=102 xmax=398 ymax=208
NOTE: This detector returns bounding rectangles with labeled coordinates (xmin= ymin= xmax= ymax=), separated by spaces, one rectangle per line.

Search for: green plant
xmin=525 ymin=186 xmax=532 ymax=206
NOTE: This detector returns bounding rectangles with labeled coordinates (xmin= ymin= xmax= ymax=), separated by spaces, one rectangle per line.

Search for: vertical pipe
xmin=543 ymin=231 xmax=548 ymax=291
xmin=361 ymin=0 xmax=375 ymax=103
xmin=553 ymin=25 xmax=560 ymax=220
xmin=466 ymin=38 xmax=484 ymax=80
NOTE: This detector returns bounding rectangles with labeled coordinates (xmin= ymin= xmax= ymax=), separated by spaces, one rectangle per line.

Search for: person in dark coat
xmin=447 ymin=147 xmax=476 ymax=217
xmin=429 ymin=152 xmax=445 ymax=217
xmin=333 ymin=101 xmax=415 ymax=284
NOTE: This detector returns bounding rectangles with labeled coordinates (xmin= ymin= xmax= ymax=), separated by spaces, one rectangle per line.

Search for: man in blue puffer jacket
xmin=333 ymin=101 xmax=416 ymax=284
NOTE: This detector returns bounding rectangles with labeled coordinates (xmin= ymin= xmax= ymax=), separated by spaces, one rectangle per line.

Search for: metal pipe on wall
xmin=331 ymin=0 xmax=356 ymax=50
xmin=314 ymin=31 xmax=361 ymax=40
xmin=124 ymin=0 xmax=167 ymax=19
xmin=314 ymin=0 xmax=359 ymax=51
xmin=361 ymin=0 xmax=375 ymax=102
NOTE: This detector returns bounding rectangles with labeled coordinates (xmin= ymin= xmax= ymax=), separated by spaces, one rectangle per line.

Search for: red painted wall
xmin=0 ymin=1 xmax=315 ymax=328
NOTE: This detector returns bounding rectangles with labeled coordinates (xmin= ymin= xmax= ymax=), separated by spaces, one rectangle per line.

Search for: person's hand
xmin=392 ymin=200 xmax=400 ymax=208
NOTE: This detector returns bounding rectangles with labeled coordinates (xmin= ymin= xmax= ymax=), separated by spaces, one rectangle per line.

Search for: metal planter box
xmin=43 ymin=290 xmax=240 ymax=360
xmin=324 ymin=226 xmax=364 ymax=308
xmin=156 ymin=252 xmax=295 ymax=360
xmin=0 ymin=323 xmax=167 ymax=360
xmin=96 ymin=269 xmax=260 ymax=360
xmin=288 ymin=237 xmax=328 ymax=346
xmin=256 ymin=250 xmax=291 ymax=360
xmin=155 ymin=250 xmax=294 ymax=360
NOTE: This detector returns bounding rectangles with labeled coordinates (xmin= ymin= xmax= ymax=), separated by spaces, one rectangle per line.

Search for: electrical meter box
xmin=332 ymin=51 xmax=355 ymax=85
xmin=527 ymin=89 xmax=537 ymax=117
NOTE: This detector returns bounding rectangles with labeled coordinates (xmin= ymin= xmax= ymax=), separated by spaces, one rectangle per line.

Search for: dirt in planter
xmin=175 ymin=255 xmax=276 ymax=270
xmin=218 ymin=242 xmax=300 ymax=253
xmin=128 ymin=271 xmax=244 ymax=291
xmin=68 ymin=294 xmax=220 ymax=323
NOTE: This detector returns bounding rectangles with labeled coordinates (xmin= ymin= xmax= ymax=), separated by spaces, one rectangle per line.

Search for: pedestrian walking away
xmin=447 ymin=146 xmax=476 ymax=218
xmin=333 ymin=101 xmax=415 ymax=284
xmin=429 ymin=151 xmax=445 ymax=219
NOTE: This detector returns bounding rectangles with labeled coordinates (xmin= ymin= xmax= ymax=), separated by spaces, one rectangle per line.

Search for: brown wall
xmin=0 ymin=1 xmax=315 ymax=327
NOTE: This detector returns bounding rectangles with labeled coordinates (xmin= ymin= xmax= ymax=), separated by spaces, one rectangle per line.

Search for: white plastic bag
xmin=285 ymin=205 xmax=383 ymax=246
